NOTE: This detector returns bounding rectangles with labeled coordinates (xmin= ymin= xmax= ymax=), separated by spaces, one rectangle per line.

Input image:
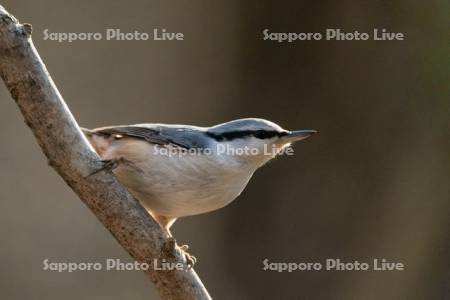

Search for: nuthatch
xmin=83 ymin=118 xmax=316 ymax=264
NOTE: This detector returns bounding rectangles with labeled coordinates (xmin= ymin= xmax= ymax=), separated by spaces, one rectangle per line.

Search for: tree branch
xmin=0 ymin=5 xmax=210 ymax=300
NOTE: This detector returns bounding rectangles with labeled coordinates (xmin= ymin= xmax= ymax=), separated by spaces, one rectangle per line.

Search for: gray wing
xmin=90 ymin=125 xmax=207 ymax=149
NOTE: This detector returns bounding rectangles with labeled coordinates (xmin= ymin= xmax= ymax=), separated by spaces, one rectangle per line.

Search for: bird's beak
xmin=282 ymin=130 xmax=317 ymax=143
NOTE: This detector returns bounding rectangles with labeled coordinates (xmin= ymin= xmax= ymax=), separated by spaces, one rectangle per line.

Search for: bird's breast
xmin=104 ymin=140 xmax=254 ymax=217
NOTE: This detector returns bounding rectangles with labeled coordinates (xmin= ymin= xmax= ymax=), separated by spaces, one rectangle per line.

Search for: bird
xmin=82 ymin=118 xmax=316 ymax=264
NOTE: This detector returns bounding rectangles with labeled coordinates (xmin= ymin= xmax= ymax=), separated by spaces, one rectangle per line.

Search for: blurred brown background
xmin=0 ymin=1 xmax=449 ymax=299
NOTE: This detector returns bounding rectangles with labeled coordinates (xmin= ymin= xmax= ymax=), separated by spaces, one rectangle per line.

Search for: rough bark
xmin=0 ymin=5 xmax=211 ymax=300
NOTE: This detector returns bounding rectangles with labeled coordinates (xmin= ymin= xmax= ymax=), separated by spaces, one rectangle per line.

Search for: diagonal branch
xmin=0 ymin=5 xmax=210 ymax=300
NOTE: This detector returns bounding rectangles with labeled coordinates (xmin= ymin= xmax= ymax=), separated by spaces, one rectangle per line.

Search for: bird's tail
xmin=80 ymin=127 xmax=110 ymax=156
xmin=80 ymin=127 xmax=95 ymax=137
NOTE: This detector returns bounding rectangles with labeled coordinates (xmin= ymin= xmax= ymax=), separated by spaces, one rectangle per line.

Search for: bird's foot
xmin=88 ymin=158 xmax=120 ymax=177
xmin=179 ymin=244 xmax=197 ymax=267
xmin=163 ymin=237 xmax=197 ymax=269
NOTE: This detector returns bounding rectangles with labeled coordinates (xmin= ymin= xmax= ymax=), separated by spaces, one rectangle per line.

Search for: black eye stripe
xmin=207 ymin=130 xmax=287 ymax=141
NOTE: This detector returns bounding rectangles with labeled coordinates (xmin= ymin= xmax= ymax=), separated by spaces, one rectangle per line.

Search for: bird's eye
xmin=253 ymin=131 xmax=267 ymax=139
xmin=252 ymin=130 xmax=281 ymax=139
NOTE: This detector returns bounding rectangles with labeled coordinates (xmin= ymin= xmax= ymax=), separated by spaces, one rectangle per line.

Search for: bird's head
xmin=207 ymin=118 xmax=316 ymax=167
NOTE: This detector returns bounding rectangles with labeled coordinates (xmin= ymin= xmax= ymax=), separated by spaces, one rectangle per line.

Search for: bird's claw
xmin=163 ymin=237 xmax=197 ymax=269
xmin=88 ymin=159 xmax=120 ymax=177
xmin=182 ymin=250 xmax=197 ymax=269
